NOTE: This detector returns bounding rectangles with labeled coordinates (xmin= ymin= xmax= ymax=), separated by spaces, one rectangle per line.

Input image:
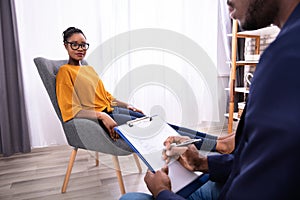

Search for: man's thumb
xmin=161 ymin=165 xmax=169 ymax=175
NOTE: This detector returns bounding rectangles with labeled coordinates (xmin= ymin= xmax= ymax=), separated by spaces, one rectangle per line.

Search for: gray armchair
xmin=33 ymin=57 xmax=142 ymax=194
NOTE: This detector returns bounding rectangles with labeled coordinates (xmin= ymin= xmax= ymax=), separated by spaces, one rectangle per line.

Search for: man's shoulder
xmin=277 ymin=7 xmax=300 ymax=44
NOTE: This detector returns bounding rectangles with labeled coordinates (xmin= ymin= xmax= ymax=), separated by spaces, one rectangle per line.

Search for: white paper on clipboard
xmin=114 ymin=115 xmax=201 ymax=193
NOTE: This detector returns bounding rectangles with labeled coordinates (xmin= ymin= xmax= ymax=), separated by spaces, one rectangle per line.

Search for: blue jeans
xmin=119 ymin=192 xmax=153 ymax=200
xmin=109 ymin=106 xmax=145 ymax=125
xmin=119 ymin=181 xmax=222 ymax=200
xmin=102 ymin=107 xmax=217 ymax=152
xmin=106 ymin=107 xmax=217 ymax=151
xmin=109 ymin=107 xmax=217 ymax=142
xmin=187 ymin=181 xmax=222 ymax=200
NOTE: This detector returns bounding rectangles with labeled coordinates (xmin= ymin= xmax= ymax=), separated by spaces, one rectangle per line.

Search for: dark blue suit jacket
xmin=219 ymin=3 xmax=300 ymax=199
xmin=157 ymin=3 xmax=300 ymax=200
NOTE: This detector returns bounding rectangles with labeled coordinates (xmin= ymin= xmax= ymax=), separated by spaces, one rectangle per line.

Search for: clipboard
xmin=114 ymin=115 xmax=202 ymax=194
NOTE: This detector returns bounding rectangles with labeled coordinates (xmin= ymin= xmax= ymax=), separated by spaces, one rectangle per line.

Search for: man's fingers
xmin=161 ymin=165 xmax=169 ymax=175
xmin=144 ymin=170 xmax=154 ymax=182
xmin=165 ymin=146 xmax=188 ymax=157
xmin=164 ymin=136 xmax=191 ymax=147
xmin=164 ymin=136 xmax=180 ymax=146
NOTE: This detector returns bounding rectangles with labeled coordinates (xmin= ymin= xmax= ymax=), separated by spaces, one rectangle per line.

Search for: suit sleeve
xmin=207 ymin=154 xmax=234 ymax=183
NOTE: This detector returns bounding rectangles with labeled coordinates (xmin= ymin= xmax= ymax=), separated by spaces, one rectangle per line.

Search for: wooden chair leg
xmin=112 ymin=155 xmax=126 ymax=194
xmin=95 ymin=152 xmax=99 ymax=166
xmin=61 ymin=148 xmax=78 ymax=193
xmin=133 ymin=153 xmax=142 ymax=173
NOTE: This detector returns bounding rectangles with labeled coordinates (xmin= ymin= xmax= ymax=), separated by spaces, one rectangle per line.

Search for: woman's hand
xmin=111 ymin=99 xmax=144 ymax=114
xmin=127 ymin=104 xmax=144 ymax=114
xmin=98 ymin=112 xmax=119 ymax=140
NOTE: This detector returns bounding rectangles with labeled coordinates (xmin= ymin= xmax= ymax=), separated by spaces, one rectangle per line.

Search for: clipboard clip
xmin=127 ymin=116 xmax=153 ymax=127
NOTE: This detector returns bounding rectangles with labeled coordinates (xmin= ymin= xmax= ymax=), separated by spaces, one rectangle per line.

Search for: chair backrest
xmin=34 ymin=57 xmax=90 ymax=149
xmin=34 ymin=57 xmax=67 ymax=122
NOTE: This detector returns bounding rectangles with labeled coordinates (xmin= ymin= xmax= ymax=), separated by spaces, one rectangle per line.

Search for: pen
xmin=171 ymin=138 xmax=202 ymax=148
xmin=126 ymin=116 xmax=153 ymax=127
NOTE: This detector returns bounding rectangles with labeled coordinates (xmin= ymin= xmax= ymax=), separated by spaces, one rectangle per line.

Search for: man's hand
xmin=144 ymin=166 xmax=171 ymax=198
xmin=178 ymin=144 xmax=208 ymax=172
xmin=163 ymin=135 xmax=209 ymax=172
xmin=162 ymin=136 xmax=190 ymax=163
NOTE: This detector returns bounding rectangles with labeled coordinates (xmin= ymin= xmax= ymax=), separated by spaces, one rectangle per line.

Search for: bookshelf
xmin=227 ymin=20 xmax=260 ymax=133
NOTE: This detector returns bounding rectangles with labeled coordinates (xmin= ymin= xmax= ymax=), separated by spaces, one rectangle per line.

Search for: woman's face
xmin=64 ymin=33 xmax=88 ymax=63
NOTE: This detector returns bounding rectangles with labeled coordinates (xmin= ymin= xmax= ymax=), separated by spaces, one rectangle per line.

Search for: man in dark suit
xmin=120 ymin=0 xmax=300 ymax=199
xmin=217 ymin=1 xmax=300 ymax=199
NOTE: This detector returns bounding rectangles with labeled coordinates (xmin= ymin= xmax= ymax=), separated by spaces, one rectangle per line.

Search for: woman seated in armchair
xmin=56 ymin=27 xmax=235 ymax=153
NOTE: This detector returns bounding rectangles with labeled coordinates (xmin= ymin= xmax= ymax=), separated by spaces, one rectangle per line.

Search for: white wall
xmin=15 ymin=0 xmax=230 ymax=147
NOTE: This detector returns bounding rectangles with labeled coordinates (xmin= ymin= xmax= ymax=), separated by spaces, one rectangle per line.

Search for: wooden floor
xmin=0 ymin=123 xmax=233 ymax=200
xmin=0 ymin=145 xmax=150 ymax=200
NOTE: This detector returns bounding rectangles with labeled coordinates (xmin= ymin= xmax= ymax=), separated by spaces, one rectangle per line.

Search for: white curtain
xmin=15 ymin=0 xmax=231 ymax=147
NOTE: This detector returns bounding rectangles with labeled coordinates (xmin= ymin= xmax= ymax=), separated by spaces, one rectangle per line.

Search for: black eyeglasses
xmin=65 ymin=41 xmax=89 ymax=50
